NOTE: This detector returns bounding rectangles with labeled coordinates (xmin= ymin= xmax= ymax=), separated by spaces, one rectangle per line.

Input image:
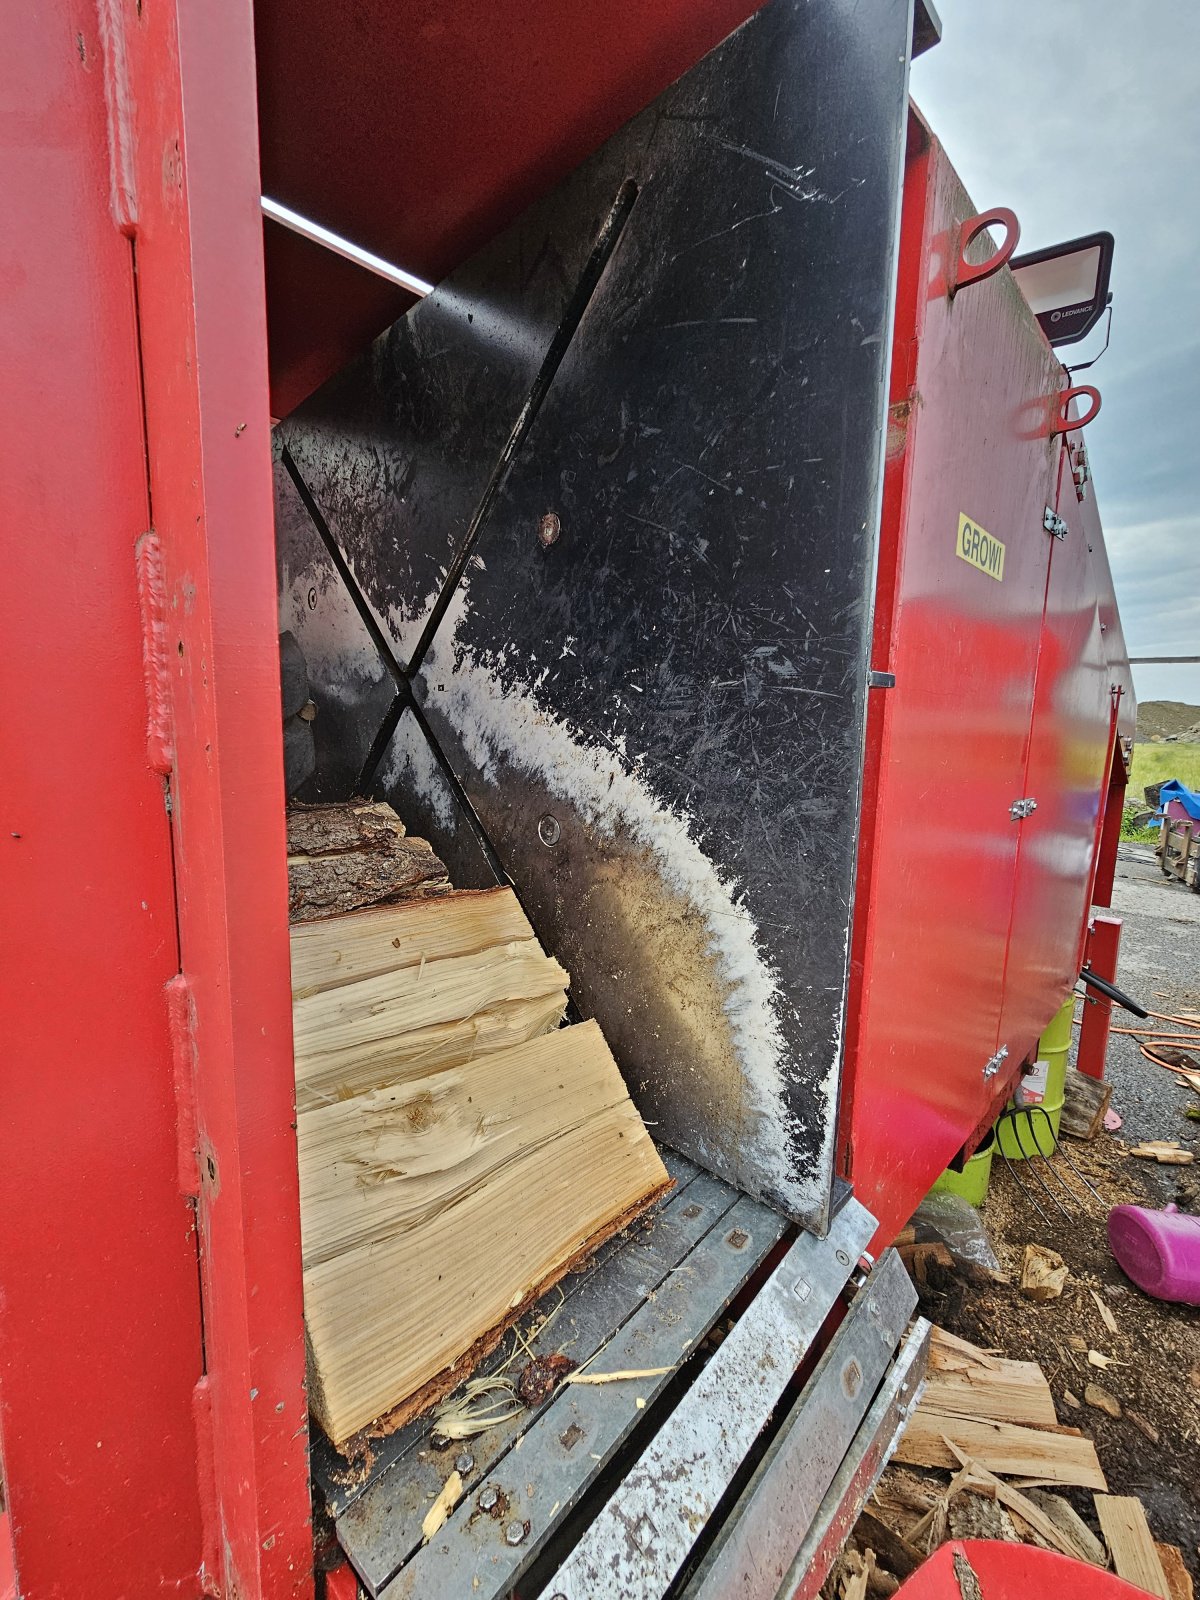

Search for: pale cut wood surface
xmin=291 ymin=887 xmax=535 ymax=998
xmin=299 ymin=1026 xmax=646 ymax=1268
xmin=895 ymin=1410 xmax=1108 ymax=1489
xmin=921 ymin=1327 xmax=1058 ymax=1428
xmin=303 ymin=1020 xmax=670 ymax=1445
xmin=292 ymin=942 xmax=568 ymax=1069
xmin=1095 ymin=1495 xmax=1171 ymax=1599
xmin=294 ymin=991 xmax=567 ymax=1113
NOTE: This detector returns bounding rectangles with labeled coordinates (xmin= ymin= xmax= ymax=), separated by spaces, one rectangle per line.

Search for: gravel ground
xmin=1101 ymin=842 xmax=1200 ymax=1175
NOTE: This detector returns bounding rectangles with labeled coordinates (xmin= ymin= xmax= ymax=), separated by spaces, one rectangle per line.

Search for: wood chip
xmin=567 ymin=1367 xmax=672 ymax=1385
xmin=1130 ymin=1141 xmax=1195 ymax=1165
xmin=1020 ymin=1243 xmax=1069 ymax=1300
xmin=895 ymin=1410 xmax=1107 ymax=1489
xmin=1087 ymin=1350 xmax=1117 ymax=1369
xmin=842 ymin=1548 xmax=876 ymax=1600
xmin=1068 ymin=1335 xmax=1088 ymax=1352
xmin=1084 ymin=1382 xmax=1121 ymax=1418
xmin=943 ymin=1445 xmax=1099 ymax=1563
xmin=421 ymin=1469 xmax=463 ymax=1543
xmin=1128 ymin=1409 xmax=1161 ymax=1445
xmin=1155 ymin=1543 xmax=1195 ymax=1600
xmin=852 ymin=1510 xmax=923 ymax=1579
xmin=1090 ymin=1289 xmax=1119 ymax=1336
xmin=920 ymin=1331 xmax=1058 ymax=1428
xmin=1094 ymin=1495 xmax=1171 ymax=1600
xmin=1024 ymin=1489 xmax=1108 ymax=1567
xmin=1061 ymin=1388 xmax=1081 ymax=1410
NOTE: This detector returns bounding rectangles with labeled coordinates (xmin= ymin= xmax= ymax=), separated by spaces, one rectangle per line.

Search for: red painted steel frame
xmin=1 ymin=1 xmax=311 ymax=1596
xmin=120 ymin=0 xmax=314 ymax=1591
xmin=843 ymin=116 xmax=1060 ymax=1243
xmin=0 ymin=9 xmax=205 ymax=1594
xmin=841 ymin=112 xmax=1132 ymax=1245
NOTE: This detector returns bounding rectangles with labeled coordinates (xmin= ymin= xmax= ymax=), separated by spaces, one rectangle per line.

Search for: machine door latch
xmin=867 ymin=670 xmax=896 ymax=688
xmin=1009 ymin=797 xmax=1038 ymax=821
xmin=1043 ymin=506 xmax=1068 ymax=539
xmin=983 ymin=1044 xmax=1010 ymax=1080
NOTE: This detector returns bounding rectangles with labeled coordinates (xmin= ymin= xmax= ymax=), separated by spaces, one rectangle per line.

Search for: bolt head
xmin=478 ymin=1486 xmax=499 ymax=1511
xmin=835 ymin=1249 xmax=851 ymax=1267
xmin=504 ymin=1520 xmax=527 ymax=1546
xmin=538 ymin=814 xmax=562 ymax=847
xmin=455 ymin=1450 xmax=475 ymax=1475
xmin=538 ymin=512 xmax=561 ymax=548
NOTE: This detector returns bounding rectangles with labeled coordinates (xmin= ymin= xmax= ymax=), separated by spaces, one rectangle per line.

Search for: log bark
xmin=286 ymin=801 xmax=451 ymax=922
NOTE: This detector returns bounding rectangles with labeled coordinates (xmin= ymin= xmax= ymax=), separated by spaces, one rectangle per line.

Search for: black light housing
xmin=1011 ymin=230 xmax=1114 ymax=347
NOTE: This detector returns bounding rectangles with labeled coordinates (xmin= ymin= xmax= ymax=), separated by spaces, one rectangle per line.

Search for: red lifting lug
xmin=950 ymin=207 xmax=1020 ymax=296
xmin=1050 ymin=384 xmax=1102 ymax=435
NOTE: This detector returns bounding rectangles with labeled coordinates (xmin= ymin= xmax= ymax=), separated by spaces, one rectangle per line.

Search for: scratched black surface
xmin=281 ymin=0 xmax=912 ymax=1229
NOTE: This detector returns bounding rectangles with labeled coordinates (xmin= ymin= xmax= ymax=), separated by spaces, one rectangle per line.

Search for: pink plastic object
xmin=1108 ymin=1202 xmax=1200 ymax=1305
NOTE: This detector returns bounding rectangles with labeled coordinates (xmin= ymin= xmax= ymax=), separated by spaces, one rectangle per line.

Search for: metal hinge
xmin=1009 ymin=797 xmax=1038 ymax=821
xmin=1073 ymin=442 xmax=1091 ymax=501
xmin=1042 ymin=506 xmax=1068 ymax=540
xmin=983 ymin=1045 xmax=1009 ymax=1080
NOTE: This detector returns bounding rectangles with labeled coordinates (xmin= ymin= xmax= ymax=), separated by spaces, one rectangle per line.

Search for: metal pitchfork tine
xmin=995 ymin=1132 xmax=1050 ymax=1220
xmin=1029 ymin=1104 xmax=1106 ymax=1206
xmin=997 ymin=1105 xmax=1104 ymax=1217
xmin=999 ymin=1110 xmax=1073 ymax=1218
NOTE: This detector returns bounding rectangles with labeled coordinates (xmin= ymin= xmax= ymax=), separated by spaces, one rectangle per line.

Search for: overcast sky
xmin=911 ymin=1 xmax=1200 ymax=709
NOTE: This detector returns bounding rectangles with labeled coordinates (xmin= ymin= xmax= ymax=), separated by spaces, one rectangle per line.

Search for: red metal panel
xmin=996 ymin=437 xmax=1115 ymax=1059
xmin=116 ymin=0 xmax=314 ymax=1593
xmin=844 ymin=123 xmax=1063 ymax=1244
xmin=0 ymin=7 xmax=205 ymax=1594
xmin=254 ymin=0 xmax=768 ymax=414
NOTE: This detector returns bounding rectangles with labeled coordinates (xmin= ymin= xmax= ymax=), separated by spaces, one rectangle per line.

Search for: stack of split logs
xmin=288 ymin=802 xmax=670 ymax=1448
xmin=826 ymin=1326 xmax=1189 ymax=1600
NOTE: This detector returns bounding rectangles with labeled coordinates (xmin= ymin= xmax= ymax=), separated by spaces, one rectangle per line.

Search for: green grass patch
xmin=1129 ymin=741 xmax=1200 ymax=801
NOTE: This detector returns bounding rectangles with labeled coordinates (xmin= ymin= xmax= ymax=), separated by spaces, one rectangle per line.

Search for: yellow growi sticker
xmin=956 ymin=513 xmax=1005 ymax=581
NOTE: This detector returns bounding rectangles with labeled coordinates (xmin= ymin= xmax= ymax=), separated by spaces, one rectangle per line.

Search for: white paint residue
xmin=423 ymin=585 xmax=813 ymax=1211
xmin=379 ymin=714 xmax=458 ymax=833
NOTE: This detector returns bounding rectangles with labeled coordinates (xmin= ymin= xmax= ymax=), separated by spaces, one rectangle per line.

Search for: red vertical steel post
xmin=0 ymin=5 xmax=211 ymax=1595
xmin=1077 ymin=913 xmax=1123 ymax=1080
xmin=115 ymin=0 xmax=315 ymax=1592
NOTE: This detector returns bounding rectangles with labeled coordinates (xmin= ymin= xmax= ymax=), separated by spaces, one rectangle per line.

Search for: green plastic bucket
xmin=931 ymin=1129 xmax=996 ymax=1207
xmin=996 ymin=995 xmax=1074 ymax=1159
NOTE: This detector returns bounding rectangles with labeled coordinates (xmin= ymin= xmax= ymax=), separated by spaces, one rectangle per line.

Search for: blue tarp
xmin=1158 ymin=778 xmax=1200 ymax=821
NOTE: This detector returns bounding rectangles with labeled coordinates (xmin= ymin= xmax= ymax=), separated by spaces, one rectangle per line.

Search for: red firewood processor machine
xmin=2 ymin=0 xmax=1133 ymax=1596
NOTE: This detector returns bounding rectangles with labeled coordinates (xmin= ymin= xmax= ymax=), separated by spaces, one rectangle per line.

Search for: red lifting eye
xmin=1051 ymin=384 xmax=1102 ymax=434
xmin=951 ymin=207 xmax=1020 ymax=295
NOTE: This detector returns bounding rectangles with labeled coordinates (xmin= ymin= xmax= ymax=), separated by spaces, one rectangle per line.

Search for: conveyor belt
xmin=316 ymin=1154 xmax=926 ymax=1600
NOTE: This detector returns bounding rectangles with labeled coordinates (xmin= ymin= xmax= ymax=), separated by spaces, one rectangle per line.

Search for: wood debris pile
xmin=825 ymin=1326 xmax=1191 ymax=1600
